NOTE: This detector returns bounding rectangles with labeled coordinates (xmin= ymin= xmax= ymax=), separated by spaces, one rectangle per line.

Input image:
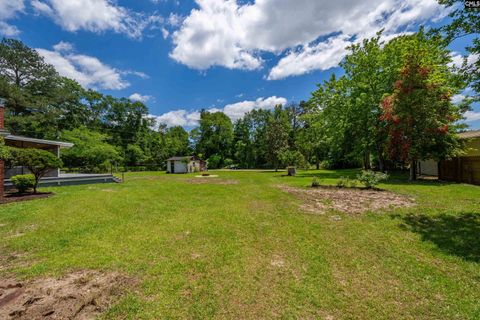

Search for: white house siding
xmin=418 ymin=159 xmax=438 ymax=176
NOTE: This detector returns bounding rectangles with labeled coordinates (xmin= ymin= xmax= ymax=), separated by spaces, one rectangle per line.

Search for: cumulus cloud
xmin=464 ymin=111 xmax=480 ymax=123
xmin=450 ymin=52 xmax=479 ymax=69
xmin=170 ymin=0 xmax=447 ymax=79
xmin=0 ymin=0 xmax=24 ymax=36
xmin=152 ymin=96 xmax=287 ymax=127
xmin=36 ymin=42 xmax=145 ymax=90
xmin=222 ymin=96 xmax=287 ymax=120
xmin=154 ymin=110 xmax=201 ymax=127
xmin=129 ymin=93 xmax=153 ymax=103
xmin=31 ymin=0 xmax=162 ymax=39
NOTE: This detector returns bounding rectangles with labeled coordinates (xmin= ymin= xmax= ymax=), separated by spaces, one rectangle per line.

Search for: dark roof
xmin=5 ymin=135 xmax=73 ymax=147
xmin=167 ymin=156 xmax=194 ymax=161
xmin=458 ymin=130 xmax=480 ymax=139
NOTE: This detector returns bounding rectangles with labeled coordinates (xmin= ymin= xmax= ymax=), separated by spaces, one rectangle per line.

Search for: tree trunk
xmin=316 ymin=160 xmax=320 ymax=170
xmin=409 ymin=159 xmax=417 ymax=181
xmin=33 ymin=175 xmax=39 ymax=194
xmin=363 ymin=152 xmax=371 ymax=170
xmin=375 ymin=142 xmax=385 ymax=172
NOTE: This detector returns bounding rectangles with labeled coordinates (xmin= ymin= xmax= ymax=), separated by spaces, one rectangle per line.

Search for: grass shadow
xmin=396 ymin=212 xmax=480 ymax=262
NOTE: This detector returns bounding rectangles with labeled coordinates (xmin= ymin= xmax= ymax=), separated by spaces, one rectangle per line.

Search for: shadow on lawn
xmin=397 ymin=212 xmax=480 ymax=263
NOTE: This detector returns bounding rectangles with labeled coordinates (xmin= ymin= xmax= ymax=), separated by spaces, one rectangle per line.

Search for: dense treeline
xmin=0 ymin=2 xmax=477 ymax=176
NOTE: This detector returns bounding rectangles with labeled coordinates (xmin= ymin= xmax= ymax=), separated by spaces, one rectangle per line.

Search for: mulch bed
xmin=1 ymin=192 xmax=53 ymax=204
xmin=280 ymin=185 xmax=415 ymax=214
xmin=0 ymin=271 xmax=137 ymax=319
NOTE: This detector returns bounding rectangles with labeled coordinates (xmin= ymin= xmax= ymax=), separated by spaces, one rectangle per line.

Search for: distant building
xmin=418 ymin=130 xmax=480 ymax=185
xmin=166 ymin=156 xmax=206 ymax=174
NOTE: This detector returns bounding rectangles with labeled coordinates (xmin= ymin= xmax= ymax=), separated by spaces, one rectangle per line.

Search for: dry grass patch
xmin=187 ymin=178 xmax=239 ymax=185
xmin=0 ymin=271 xmax=136 ymax=320
xmin=280 ymin=185 xmax=414 ymax=214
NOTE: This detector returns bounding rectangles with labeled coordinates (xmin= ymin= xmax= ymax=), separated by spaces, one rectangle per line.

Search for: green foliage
xmin=0 ymin=137 xmax=11 ymax=160
xmin=278 ymin=149 xmax=307 ymax=168
xmin=11 ymin=174 xmax=35 ymax=193
xmin=357 ymin=170 xmax=389 ymax=189
xmin=207 ymin=154 xmax=222 ymax=169
xmin=437 ymin=0 xmax=480 ymax=101
xmin=197 ymin=111 xmax=233 ymax=165
xmin=311 ymin=177 xmax=321 ymax=187
xmin=10 ymin=148 xmax=62 ymax=192
xmin=61 ymin=127 xmax=121 ymax=172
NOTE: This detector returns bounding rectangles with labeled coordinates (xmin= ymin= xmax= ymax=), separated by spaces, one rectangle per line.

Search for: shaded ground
xmin=0 ymin=271 xmax=135 ymax=320
xmin=280 ymin=185 xmax=415 ymax=214
xmin=1 ymin=193 xmax=53 ymax=205
xmin=398 ymin=212 xmax=480 ymax=262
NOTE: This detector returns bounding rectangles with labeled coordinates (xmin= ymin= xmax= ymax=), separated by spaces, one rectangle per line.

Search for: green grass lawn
xmin=1 ymin=170 xmax=480 ymax=319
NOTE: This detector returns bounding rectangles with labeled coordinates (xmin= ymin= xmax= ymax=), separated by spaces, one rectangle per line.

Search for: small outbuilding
xmin=418 ymin=130 xmax=480 ymax=184
xmin=166 ymin=156 xmax=206 ymax=174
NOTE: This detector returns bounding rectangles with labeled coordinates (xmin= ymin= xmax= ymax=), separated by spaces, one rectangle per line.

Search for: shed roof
xmin=5 ymin=135 xmax=74 ymax=148
xmin=458 ymin=130 xmax=480 ymax=139
xmin=167 ymin=156 xmax=194 ymax=161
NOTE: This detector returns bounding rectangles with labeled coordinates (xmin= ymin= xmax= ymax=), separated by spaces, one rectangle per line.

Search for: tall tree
xmin=381 ymin=36 xmax=466 ymax=180
xmin=437 ymin=0 xmax=480 ymax=100
xmin=196 ymin=111 xmax=233 ymax=166
xmin=265 ymin=105 xmax=290 ymax=171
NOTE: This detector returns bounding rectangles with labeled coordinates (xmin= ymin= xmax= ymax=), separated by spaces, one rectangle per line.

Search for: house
xmin=0 ymin=99 xmax=118 ymax=198
xmin=166 ymin=156 xmax=206 ymax=174
xmin=4 ymin=135 xmax=73 ymax=179
xmin=418 ymin=130 xmax=480 ymax=185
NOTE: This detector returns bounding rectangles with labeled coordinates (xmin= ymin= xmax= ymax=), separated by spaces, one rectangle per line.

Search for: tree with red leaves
xmin=381 ymin=42 xmax=465 ymax=180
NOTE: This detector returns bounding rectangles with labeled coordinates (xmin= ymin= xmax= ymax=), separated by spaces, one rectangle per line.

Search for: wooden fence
xmin=439 ymin=156 xmax=480 ymax=185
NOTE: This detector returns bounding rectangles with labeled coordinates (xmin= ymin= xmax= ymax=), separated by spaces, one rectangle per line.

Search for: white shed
xmin=166 ymin=156 xmax=206 ymax=174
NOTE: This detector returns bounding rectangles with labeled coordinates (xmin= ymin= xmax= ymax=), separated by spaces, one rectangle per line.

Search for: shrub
xmin=311 ymin=177 xmax=321 ymax=187
xmin=10 ymin=148 xmax=63 ymax=193
xmin=11 ymin=174 xmax=35 ymax=193
xmin=357 ymin=170 xmax=389 ymax=189
xmin=336 ymin=176 xmax=349 ymax=188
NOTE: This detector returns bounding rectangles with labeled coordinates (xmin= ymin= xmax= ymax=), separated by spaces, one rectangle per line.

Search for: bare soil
xmin=1 ymin=192 xmax=53 ymax=205
xmin=280 ymin=185 xmax=414 ymax=214
xmin=0 ymin=271 xmax=136 ymax=320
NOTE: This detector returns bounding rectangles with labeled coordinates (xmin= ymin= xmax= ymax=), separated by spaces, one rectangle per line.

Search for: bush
xmin=10 ymin=148 xmax=63 ymax=193
xmin=336 ymin=176 xmax=349 ymax=188
xmin=357 ymin=170 xmax=389 ymax=189
xmin=336 ymin=176 xmax=359 ymax=188
xmin=11 ymin=174 xmax=35 ymax=193
xmin=311 ymin=177 xmax=321 ymax=187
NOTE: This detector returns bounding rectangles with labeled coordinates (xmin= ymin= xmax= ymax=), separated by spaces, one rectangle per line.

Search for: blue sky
xmin=0 ymin=0 xmax=478 ymax=128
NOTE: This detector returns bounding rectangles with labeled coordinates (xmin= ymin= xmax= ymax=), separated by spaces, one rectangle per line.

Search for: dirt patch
xmin=280 ymin=185 xmax=414 ymax=214
xmin=187 ymin=178 xmax=239 ymax=185
xmin=1 ymin=193 xmax=53 ymax=205
xmin=0 ymin=270 xmax=136 ymax=320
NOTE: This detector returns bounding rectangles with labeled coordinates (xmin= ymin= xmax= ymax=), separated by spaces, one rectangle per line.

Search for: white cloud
xmin=222 ymin=96 xmax=287 ymax=120
xmin=449 ymin=52 xmax=479 ymax=69
xmin=268 ymin=35 xmax=351 ymax=80
xmin=171 ymin=0 xmax=446 ymax=79
xmin=451 ymin=94 xmax=465 ymax=105
xmin=53 ymin=41 xmax=74 ymax=52
xmin=36 ymin=42 xmax=137 ymax=90
xmin=154 ymin=109 xmax=201 ymax=127
xmin=31 ymin=0 xmax=161 ymax=39
xmin=152 ymin=96 xmax=287 ymax=127
xmin=161 ymin=27 xmax=169 ymax=39
xmin=465 ymin=111 xmax=480 ymax=123
xmin=129 ymin=93 xmax=153 ymax=103
xmin=0 ymin=0 xmax=24 ymax=36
